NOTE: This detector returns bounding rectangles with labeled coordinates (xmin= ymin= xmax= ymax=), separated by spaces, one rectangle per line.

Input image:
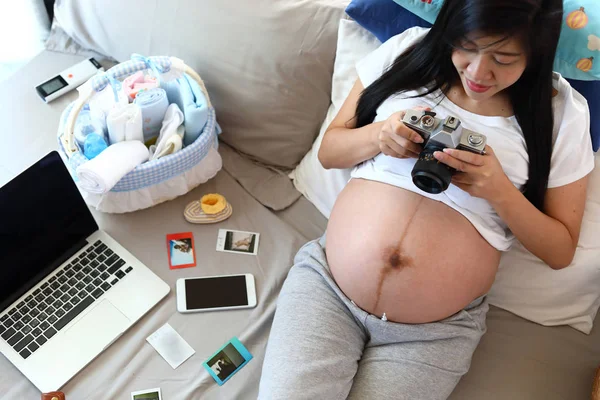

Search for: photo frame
xmin=131 ymin=388 xmax=162 ymax=400
xmin=166 ymin=232 xmax=197 ymax=269
xmin=203 ymin=337 xmax=253 ymax=386
xmin=216 ymin=229 xmax=260 ymax=256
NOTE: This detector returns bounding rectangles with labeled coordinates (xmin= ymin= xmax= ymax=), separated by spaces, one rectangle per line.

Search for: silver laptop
xmin=0 ymin=151 xmax=170 ymax=392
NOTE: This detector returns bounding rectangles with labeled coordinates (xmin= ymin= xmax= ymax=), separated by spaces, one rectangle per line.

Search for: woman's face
xmin=451 ymin=33 xmax=527 ymax=102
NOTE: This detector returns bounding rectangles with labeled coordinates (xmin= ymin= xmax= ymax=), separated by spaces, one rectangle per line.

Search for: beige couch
xmin=0 ymin=1 xmax=599 ymax=399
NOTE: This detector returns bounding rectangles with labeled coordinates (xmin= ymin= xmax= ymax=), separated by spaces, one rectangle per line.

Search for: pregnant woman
xmin=260 ymin=0 xmax=594 ymax=398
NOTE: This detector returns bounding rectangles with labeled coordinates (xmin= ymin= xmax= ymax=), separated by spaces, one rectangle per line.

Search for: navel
xmin=383 ymin=247 xmax=413 ymax=271
xmin=373 ymin=246 xmax=414 ymax=311
xmin=389 ymin=253 xmax=401 ymax=268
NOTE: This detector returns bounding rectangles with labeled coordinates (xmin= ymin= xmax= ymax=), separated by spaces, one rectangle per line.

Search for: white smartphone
xmin=176 ymin=274 xmax=257 ymax=313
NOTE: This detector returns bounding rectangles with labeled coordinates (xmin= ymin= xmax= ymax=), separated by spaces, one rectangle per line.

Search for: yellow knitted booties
xmin=200 ymin=194 xmax=227 ymax=215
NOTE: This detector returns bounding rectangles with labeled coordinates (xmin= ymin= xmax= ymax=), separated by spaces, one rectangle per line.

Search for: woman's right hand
xmin=376 ymin=107 xmax=431 ymax=159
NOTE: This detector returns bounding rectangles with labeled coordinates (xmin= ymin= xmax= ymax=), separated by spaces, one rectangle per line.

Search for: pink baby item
xmin=123 ymin=71 xmax=159 ymax=101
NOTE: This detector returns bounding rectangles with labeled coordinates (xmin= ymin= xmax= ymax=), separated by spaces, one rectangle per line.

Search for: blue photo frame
xmin=203 ymin=337 xmax=253 ymax=386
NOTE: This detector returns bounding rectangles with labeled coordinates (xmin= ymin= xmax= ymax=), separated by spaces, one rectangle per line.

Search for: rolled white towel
xmin=76 ymin=141 xmax=149 ymax=194
xmin=106 ymin=103 xmax=143 ymax=145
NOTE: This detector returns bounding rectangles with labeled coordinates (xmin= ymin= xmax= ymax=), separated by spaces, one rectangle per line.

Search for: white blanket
xmin=76 ymin=140 xmax=149 ymax=194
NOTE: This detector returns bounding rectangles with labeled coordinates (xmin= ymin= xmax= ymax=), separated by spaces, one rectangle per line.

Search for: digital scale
xmin=35 ymin=57 xmax=104 ymax=103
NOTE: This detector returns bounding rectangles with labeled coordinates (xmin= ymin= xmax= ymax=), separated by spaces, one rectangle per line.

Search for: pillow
xmin=290 ymin=17 xmax=380 ymax=217
xmin=391 ymin=0 xmax=600 ymax=81
xmin=291 ymin=18 xmax=600 ymax=334
xmin=567 ymin=78 xmax=600 ymax=151
xmin=346 ymin=0 xmax=600 ymax=152
xmin=54 ymin=0 xmax=348 ymax=210
xmin=488 ymin=154 xmax=600 ymax=334
xmin=44 ymin=17 xmax=108 ymax=60
xmin=346 ymin=0 xmax=431 ymax=43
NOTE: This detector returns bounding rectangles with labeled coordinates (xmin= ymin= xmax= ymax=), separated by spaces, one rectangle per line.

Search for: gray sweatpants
xmin=258 ymin=236 xmax=488 ymax=400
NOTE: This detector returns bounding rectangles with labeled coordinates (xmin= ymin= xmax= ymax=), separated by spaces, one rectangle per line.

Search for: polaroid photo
xmin=216 ymin=229 xmax=260 ymax=256
xmin=203 ymin=337 xmax=253 ymax=386
xmin=131 ymin=388 xmax=162 ymax=400
xmin=166 ymin=232 xmax=197 ymax=269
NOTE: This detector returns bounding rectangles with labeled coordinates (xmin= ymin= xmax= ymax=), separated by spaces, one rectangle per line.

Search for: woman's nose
xmin=467 ymin=55 xmax=493 ymax=82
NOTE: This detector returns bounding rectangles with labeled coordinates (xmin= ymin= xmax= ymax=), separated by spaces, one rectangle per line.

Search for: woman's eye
xmin=494 ymin=59 xmax=514 ymax=66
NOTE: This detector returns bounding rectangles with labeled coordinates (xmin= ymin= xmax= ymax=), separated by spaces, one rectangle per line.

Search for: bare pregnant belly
xmin=326 ymin=178 xmax=501 ymax=323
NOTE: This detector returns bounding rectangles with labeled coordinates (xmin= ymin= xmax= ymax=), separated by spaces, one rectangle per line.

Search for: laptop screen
xmin=0 ymin=151 xmax=98 ymax=312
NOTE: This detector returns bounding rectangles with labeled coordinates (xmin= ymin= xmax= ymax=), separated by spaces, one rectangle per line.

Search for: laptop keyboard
xmin=0 ymin=240 xmax=134 ymax=360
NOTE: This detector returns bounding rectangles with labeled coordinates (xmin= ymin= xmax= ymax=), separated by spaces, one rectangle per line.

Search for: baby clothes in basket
xmin=76 ymin=140 xmax=149 ymax=194
xmin=134 ymin=88 xmax=169 ymax=146
xmin=106 ymin=103 xmax=143 ymax=144
xmin=162 ymin=74 xmax=209 ymax=146
xmin=123 ymin=71 xmax=159 ymax=101
xmin=73 ymin=105 xmax=107 ymax=148
xmin=149 ymin=103 xmax=185 ymax=161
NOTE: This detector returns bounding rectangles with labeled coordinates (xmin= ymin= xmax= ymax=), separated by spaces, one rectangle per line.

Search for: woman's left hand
xmin=433 ymin=145 xmax=512 ymax=202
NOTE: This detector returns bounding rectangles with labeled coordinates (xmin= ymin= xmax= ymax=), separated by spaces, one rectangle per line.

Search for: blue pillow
xmin=346 ymin=0 xmax=431 ymax=43
xmin=345 ymin=0 xmax=599 ymax=151
xmin=567 ymin=78 xmax=600 ymax=151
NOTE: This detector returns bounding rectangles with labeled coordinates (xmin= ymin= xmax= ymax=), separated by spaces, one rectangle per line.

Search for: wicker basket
xmin=57 ymin=55 xmax=222 ymax=213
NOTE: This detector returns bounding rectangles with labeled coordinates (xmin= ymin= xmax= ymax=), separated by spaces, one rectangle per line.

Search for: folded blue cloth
xmin=162 ymin=74 xmax=208 ymax=146
xmin=83 ymin=133 xmax=108 ymax=160
xmin=134 ymin=88 xmax=169 ymax=145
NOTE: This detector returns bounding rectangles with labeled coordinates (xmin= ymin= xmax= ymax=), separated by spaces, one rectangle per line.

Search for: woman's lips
xmin=466 ymin=78 xmax=491 ymax=93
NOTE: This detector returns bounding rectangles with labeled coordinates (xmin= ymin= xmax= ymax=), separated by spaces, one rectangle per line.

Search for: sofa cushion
xmin=54 ymin=0 xmax=349 ymax=209
xmin=346 ymin=0 xmax=431 ymax=43
xmin=290 ymin=16 xmax=377 ymax=218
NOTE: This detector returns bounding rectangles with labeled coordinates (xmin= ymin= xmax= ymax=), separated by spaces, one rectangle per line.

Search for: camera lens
xmin=411 ymin=143 xmax=453 ymax=194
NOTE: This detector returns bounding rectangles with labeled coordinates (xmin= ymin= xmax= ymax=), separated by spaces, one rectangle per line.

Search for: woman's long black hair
xmin=355 ymin=0 xmax=564 ymax=210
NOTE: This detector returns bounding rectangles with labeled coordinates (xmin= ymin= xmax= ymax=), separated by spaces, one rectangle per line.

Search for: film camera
xmin=402 ymin=109 xmax=487 ymax=194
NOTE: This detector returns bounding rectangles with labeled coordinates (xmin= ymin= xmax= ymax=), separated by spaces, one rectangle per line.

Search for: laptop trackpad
xmin=65 ymin=300 xmax=131 ymax=355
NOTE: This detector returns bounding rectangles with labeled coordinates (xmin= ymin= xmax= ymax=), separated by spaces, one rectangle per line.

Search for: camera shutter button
xmin=420 ymin=115 xmax=435 ymax=129
xmin=468 ymin=134 xmax=483 ymax=146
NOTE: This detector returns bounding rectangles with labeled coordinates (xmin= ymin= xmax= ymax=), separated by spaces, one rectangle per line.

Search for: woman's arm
xmin=318 ymin=79 xmax=382 ymax=169
xmin=434 ymin=146 xmax=589 ymax=270
xmin=489 ymin=175 xmax=589 ymax=269
xmin=319 ymin=78 xmax=427 ymax=169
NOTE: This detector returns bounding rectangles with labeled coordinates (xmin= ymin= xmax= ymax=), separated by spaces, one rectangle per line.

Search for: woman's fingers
xmin=381 ymin=142 xmax=417 ymax=159
xmin=379 ymin=107 xmax=434 ymax=159
xmin=413 ymin=106 xmax=432 ymax=112
xmin=396 ymin=119 xmax=424 ymax=142
xmin=442 ymin=148 xmax=485 ymax=166
xmin=433 ymin=150 xmax=472 ymax=172
xmin=391 ymin=134 xmax=422 ymax=155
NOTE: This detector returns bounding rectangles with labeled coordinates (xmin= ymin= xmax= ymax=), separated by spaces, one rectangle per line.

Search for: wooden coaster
xmin=184 ymin=201 xmax=233 ymax=224
xmin=41 ymin=392 xmax=65 ymax=400
xmin=592 ymin=366 xmax=600 ymax=400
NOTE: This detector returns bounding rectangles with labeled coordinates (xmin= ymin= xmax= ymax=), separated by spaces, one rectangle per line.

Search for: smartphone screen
xmin=185 ymin=276 xmax=248 ymax=309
